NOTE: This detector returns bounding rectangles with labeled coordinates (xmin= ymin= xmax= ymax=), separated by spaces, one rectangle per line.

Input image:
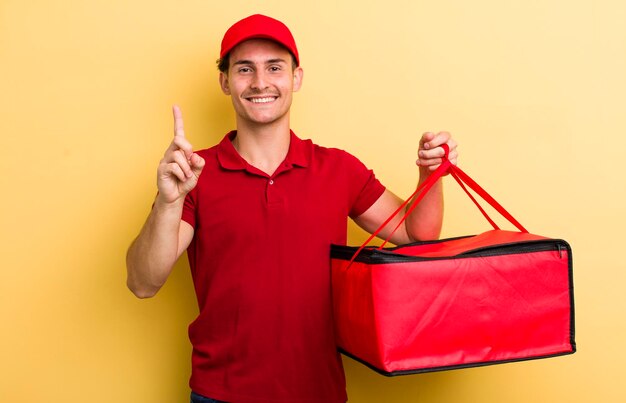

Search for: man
xmin=127 ymin=14 xmax=458 ymax=403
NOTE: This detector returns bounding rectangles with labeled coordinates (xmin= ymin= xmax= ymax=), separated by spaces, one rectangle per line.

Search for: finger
xmin=172 ymin=135 xmax=194 ymax=159
xmin=416 ymin=157 xmax=444 ymax=167
xmin=422 ymin=131 xmax=451 ymax=150
xmin=164 ymin=134 xmax=194 ymax=160
xmin=418 ymin=146 xmax=447 ymax=161
xmin=444 ymin=138 xmax=457 ymax=152
xmin=189 ymin=153 xmax=205 ymax=177
xmin=421 ymin=133 xmax=456 ymax=158
xmin=428 ymin=164 xmax=443 ymax=172
xmin=447 ymin=147 xmax=459 ymax=164
xmin=441 ymin=139 xmax=458 ymax=164
xmin=171 ymin=149 xmax=194 ymax=178
xmin=161 ymin=161 xmax=188 ymax=183
xmin=172 ymin=105 xmax=186 ymax=138
xmin=420 ymin=132 xmax=435 ymax=149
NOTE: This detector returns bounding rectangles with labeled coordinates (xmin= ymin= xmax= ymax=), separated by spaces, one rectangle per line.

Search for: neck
xmin=232 ymin=118 xmax=291 ymax=176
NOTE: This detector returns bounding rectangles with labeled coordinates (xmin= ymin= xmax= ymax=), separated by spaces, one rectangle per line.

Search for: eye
xmin=238 ymin=66 xmax=252 ymax=73
xmin=269 ymin=65 xmax=282 ymax=72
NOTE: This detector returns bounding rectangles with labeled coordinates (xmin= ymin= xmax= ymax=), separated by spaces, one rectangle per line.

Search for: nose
xmin=250 ymin=70 xmax=269 ymax=91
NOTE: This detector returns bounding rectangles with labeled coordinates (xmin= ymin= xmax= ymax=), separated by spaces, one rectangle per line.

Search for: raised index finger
xmin=172 ymin=105 xmax=185 ymax=137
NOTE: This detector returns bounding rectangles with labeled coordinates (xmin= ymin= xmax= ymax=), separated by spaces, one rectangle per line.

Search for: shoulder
xmin=193 ymin=131 xmax=236 ymax=160
xmin=307 ymin=140 xmax=367 ymax=167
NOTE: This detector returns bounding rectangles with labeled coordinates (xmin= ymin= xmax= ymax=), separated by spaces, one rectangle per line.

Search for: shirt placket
xmin=265 ymin=162 xmax=293 ymax=209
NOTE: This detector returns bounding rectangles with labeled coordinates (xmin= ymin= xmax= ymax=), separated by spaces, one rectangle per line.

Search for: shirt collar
xmin=217 ymin=130 xmax=311 ymax=171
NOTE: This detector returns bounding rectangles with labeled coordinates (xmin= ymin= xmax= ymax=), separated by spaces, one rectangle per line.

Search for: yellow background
xmin=1 ymin=0 xmax=625 ymax=402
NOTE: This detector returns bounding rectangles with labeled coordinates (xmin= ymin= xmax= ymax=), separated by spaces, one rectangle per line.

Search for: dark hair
xmin=216 ymin=52 xmax=299 ymax=73
xmin=217 ymin=56 xmax=229 ymax=73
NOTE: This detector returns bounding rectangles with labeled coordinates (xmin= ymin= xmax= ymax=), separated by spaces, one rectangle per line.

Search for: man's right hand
xmin=156 ymin=105 xmax=205 ymax=204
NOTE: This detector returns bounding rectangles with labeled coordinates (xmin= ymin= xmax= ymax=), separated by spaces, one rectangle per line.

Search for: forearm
xmin=404 ymin=170 xmax=444 ymax=242
xmin=126 ymin=197 xmax=185 ymax=298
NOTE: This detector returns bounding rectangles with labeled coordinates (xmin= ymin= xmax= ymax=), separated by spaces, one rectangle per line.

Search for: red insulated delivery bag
xmin=330 ymin=145 xmax=575 ymax=376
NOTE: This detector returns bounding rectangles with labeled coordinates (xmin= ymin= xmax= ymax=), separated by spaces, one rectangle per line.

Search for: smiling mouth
xmin=247 ymin=96 xmax=278 ymax=104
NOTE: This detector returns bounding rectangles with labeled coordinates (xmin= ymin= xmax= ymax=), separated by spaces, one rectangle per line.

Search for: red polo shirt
xmin=182 ymin=131 xmax=385 ymax=403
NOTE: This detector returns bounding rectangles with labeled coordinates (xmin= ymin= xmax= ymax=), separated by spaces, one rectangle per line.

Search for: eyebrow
xmin=232 ymin=58 xmax=288 ymax=66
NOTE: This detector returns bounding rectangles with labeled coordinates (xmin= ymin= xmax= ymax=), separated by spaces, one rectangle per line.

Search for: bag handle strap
xmin=348 ymin=145 xmax=528 ymax=265
xmin=448 ymin=164 xmax=528 ymax=233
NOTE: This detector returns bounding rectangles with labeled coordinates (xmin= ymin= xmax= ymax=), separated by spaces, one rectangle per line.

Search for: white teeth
xmin=250 ymin=97 xmax=276 ymax=103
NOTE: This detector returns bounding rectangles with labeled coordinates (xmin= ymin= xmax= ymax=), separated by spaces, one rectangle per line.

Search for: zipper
xmin=456 ymin=241 xmax=563 ymax=257
xmin=336 ymin=240 xmax=569 ymax=264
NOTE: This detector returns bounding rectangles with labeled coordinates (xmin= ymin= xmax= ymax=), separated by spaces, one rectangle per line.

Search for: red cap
xmin=220 ymin=14 xmax=300 ymax=66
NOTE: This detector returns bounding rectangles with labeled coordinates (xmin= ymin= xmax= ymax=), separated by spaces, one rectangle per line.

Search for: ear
xmin=292 ymin=66 xmax=304 ymax=92
xmin=219 ymin=72 xmax=231 ymax=95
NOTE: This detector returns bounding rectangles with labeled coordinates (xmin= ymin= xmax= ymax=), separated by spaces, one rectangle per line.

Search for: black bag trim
xmin=339 ymin=346 xmax=577 ymax=377
xmin=331 ymin=238 xmax=572 ymax=264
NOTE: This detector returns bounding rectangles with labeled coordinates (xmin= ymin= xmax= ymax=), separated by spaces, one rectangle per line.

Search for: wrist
xmin=418 ymin=167 xmax=436 ymax=183
xmin=153 ymin=192 xmax=185 ymax=211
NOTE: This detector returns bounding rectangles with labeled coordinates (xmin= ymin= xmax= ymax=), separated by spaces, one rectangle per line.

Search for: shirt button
xmin=269 ymin=179 xmax=274 ymax=185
